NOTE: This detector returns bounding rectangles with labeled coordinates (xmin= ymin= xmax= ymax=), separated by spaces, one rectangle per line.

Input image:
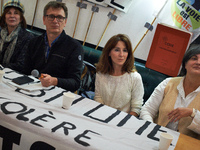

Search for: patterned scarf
xmin=0 ymin=25 xmax=21 ymax=64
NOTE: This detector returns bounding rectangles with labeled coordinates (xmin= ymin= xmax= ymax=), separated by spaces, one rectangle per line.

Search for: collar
xmin=44 ymin=32 xmax=61 ymax=47
xmin=44 ymin=32 xmax=61 ymax=60
xmin=177 ymin=76 xmax=200 ymax=98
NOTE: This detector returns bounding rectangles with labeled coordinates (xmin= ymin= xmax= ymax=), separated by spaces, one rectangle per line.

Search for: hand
xmin=168 ymin=107 xmax=193 ymax=122
xmin=39 ymin=74 xmax=58 ymax=87
xmin=129 ymin=111 xmax=139 ymax=117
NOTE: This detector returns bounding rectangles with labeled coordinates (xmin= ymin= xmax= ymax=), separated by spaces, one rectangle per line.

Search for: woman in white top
xmin=94 ymin=34 xmax=144 ymax=117
xmin=140 ymin=46 xmax=200 ymax=139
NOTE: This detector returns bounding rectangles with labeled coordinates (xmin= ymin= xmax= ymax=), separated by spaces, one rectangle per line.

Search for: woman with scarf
xmin=0 ymin=0 xmax=33 ymax=72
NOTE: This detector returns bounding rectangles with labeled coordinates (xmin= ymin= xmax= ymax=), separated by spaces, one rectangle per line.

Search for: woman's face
xmin=109 ymin=41 xmax=128 ymax=68
xmin=5 ymin=7 xmax=21 ymax=29
xmin=185 ymin=54 xmax=200 ymax=76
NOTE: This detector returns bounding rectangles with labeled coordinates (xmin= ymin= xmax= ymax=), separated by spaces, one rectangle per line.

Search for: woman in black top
xmin=0 ymin=0 xmax=33 ymax=72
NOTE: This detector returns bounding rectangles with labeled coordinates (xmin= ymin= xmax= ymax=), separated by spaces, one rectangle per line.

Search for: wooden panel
xmin=175 ymin=134 xmax=200 ymax=150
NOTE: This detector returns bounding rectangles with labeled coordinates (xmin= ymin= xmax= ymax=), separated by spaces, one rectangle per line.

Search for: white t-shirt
xmin=94 ymin=71 xmax=144 ymax=114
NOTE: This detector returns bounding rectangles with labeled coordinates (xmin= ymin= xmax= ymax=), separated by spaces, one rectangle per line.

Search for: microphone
xmin=31 ymin=69 xmax=44 ymax=78
xmin=0 ymin=64 xmax=4 ymax=70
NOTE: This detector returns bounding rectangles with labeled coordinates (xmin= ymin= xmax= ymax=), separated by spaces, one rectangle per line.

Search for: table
xmin=0 ymin=68 xmax=199 ymax=150
xmin=175 ymin=134 xmax=200 ymax=150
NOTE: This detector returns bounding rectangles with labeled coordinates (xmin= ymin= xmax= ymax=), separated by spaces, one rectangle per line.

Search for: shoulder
xmin=26 ymin=34 xmax=44 ymax=49
xmin=30 ymin=33 xmax=44 ymax=42
xmin=19 ymin=28 xmax=34 ymax=38
xmin=96 ymin=72 xmax=109 ymax=79
xmin=156 ymin=77 xmax=173 ymax=90
xmin=162 ymin=77 xmax=182 ymax=85
xmin=96 ymin=72 xmax=105 ymax=77
xmin=165 ymin=77 xmax=183 ymax=88
xmin=16 ymin=28 xmax=34 ymax=45
xmin=61 ymin=31 xmax=81 ymax=45
xmin=128 ymin=71 xmax=142 ymax=80
xmin=60 ymin=31 xmax=83 ymax=50
xmin=162 ymin=77 xmax=173 ymax=82
xmin=168 ymin=77 xmax=183 ymax=82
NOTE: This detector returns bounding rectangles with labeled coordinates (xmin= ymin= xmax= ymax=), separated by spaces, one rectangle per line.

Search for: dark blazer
xmin=23 ymin=30 xmax=84 ymax=92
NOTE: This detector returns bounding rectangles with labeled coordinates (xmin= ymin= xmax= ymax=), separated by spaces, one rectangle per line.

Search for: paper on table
xmin=7 ymin=76 xmax=45 ymax=92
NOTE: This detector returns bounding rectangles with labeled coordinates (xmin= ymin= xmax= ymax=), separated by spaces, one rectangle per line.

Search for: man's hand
xmin=39 ymin=74 xmax=58 ymax=87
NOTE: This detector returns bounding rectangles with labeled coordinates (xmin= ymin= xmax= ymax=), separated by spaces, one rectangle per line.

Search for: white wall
xmin=1 ymin=0 xmax=167 ymax=61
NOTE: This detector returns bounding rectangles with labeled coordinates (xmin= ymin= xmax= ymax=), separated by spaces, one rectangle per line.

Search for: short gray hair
xmin=43 ymin=1 xmax=68 ymax=18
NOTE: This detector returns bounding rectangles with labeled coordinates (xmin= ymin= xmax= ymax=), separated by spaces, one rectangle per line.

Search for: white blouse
xmin=140 ymin=77 xmax=200 ymax=134
xmin=94 ymin=71 xmax=144 ymax=114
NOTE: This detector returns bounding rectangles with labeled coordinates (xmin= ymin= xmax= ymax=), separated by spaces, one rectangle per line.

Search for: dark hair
xmin=179 ymin=44 xmax=200 ymax=76
xmin=0 ymin=7 xmax=27 ymax=28
xmin=96 ymin=34 xmax=136 ymax=74
xmin=43 ymin=1 xmax=68 ymax=18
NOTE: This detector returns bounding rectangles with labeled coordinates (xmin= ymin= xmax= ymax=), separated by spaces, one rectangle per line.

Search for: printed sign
xmin=158 ymin=0 xmax=200 ymax=42
xmin=104 ymin=0 xmax=134 ymax=13
xmin=86 ymin=0 xmax=108 ymax=7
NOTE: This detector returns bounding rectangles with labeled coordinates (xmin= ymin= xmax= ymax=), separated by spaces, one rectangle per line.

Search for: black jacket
xmin=0 ymin=28 xmax=34 ymax=72
xmin=23 ymin=30 xmax=84 ymax=92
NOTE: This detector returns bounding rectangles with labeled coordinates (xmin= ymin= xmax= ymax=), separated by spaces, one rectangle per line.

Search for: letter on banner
xmin=104 ymin=0 xmax=134 ymax=13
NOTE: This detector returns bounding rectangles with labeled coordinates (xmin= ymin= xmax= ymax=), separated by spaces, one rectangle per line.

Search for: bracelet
xmin=191 ymin=108 xmax=197 ymax=118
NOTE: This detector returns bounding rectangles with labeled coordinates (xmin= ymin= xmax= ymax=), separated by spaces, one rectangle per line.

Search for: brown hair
xmin=43 ymin=1 xmax=68 ymax=18
xmin=0 ymin=7 xmax=27 ymax=28
xmin=96 ymin=34 xmax=136 ymax=74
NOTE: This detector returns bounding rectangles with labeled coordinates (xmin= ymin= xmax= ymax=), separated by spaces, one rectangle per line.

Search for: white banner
xmin=0 ymin=68 xmax=179 ymax=150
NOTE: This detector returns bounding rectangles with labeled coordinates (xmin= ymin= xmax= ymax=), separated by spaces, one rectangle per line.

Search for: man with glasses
xmin=23 ymin=1 xmax=83 ymax=92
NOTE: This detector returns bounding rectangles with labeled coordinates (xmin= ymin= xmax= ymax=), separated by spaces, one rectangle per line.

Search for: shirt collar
xmin=177 ymin=76 xmax=200 ymax=96
xmin=44 ymin=32 xmax=61 ymax=47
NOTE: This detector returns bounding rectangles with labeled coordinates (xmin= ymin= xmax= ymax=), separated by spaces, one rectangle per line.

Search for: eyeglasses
xmin=45 ymin=14 xmax=66 ymax=22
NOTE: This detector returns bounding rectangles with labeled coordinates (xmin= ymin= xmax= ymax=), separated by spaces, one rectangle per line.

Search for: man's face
xmin=43 ymin=7 xmax=67 ymax=35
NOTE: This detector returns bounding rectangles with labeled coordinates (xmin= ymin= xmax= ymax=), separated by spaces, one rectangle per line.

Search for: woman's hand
xmin=129 ymin=111 xmax=139 ymax=117
xmin=168 ymin=107 xmax=193 ymax=122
